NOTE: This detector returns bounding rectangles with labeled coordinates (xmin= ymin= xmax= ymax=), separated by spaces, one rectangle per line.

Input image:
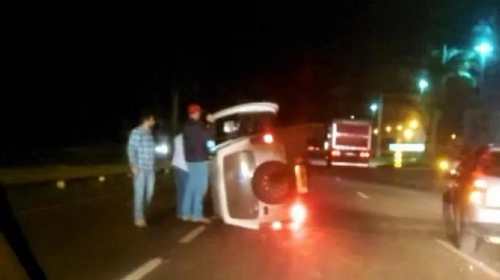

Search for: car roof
xmin=213 ymin=102 xmax=279 ymax=120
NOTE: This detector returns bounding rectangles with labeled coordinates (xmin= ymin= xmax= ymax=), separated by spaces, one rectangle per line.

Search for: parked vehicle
xmin=443 ymin=144 xmax=500 ymax=253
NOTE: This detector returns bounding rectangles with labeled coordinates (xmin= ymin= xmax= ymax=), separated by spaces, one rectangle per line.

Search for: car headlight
xmin=155 ymin=143 xmax=169 ymax=155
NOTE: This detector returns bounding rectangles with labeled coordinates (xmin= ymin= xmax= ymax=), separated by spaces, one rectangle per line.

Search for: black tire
xmin=252 ymin=161 xmax=294 ymax=205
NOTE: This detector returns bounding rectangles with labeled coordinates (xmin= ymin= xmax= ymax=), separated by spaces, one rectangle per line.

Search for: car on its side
xmin=209 ymin=102 xmax=308 ymax=230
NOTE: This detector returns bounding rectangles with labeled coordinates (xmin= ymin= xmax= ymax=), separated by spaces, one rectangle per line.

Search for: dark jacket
xmin=183 ymin=119 xmax=214 ymax=162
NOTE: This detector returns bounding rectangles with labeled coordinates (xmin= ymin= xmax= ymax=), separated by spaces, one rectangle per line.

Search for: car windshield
xmin=215 ymin=113 xmax=276 ymax=144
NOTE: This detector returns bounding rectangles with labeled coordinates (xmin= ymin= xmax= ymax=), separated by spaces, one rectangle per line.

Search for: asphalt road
xmin=4 ymin=167 xmax=500 ymax=280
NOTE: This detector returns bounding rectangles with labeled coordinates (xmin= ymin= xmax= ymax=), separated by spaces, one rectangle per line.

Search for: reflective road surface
xmin=3 ymin=167 xmax=500 ymax=280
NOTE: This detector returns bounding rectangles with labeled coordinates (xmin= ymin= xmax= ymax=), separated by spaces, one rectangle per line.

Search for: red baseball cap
xmin=187 ymin=104 xmax=202 ymax=114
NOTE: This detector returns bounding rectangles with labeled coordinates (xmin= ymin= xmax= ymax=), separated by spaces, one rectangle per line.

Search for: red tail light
xmin=469 ymin=190 xmax=483 ymax=204
xmin=290 ymin=202 xmax=307 ymax=224
xmin=331 ymin=150 xmax=341 ymax=157
xmin=474 ymin=179 xmax=488 ymax=189
xmin=271 ymin=221 xmax=282 ymax=230
xmin=263 ymin=133 xmax=274 ymax=144
xmin=360 ymin=152 xmax=370 ymax=158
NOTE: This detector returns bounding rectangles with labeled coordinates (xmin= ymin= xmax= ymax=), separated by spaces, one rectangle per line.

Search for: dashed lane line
xmin=178 ymin=225 xmax=207 ymax=244
xmin=357 ymin=191 xmax=369 ymax=199
xmin=120 ymin=257 xmax=164 ymax=280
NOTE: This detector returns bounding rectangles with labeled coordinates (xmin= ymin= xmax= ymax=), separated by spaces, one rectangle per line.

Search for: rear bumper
xmin=466 ymin=207 xmax=500 ymax=236
xmin=330 ymin=156 xmax=370 ymax=166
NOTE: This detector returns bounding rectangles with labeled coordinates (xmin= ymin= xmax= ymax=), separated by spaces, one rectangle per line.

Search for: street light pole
xmin=376 ymin=93 xmax=383 ymax=157
xmin=475 ymin=42 xmax=493 ymax=101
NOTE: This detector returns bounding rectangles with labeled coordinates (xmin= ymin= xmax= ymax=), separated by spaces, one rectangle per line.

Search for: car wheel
xmin=252 ymin=161 xmax=294 ymax=205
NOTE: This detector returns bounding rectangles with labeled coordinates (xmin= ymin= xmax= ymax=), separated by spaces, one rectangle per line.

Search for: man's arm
xmin=202 ymin=114 xmax=215 ymax=141
xmin=203 ymin=123 xmax=215 ymax=140
xmin=127 ymin=130 xmax=140 ymax=171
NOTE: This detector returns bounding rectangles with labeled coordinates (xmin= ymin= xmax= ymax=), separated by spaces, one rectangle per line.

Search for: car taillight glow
xmin=469 ymin=190 xmax=483 ymax=204
xmin=271 ymin=221 xmax=282 ymax=230
xmin=263 ymin=133 xmax=274 ymax=144
xmin=290 ymin=202 xmax=307 ymax=224
xmin=289 ymin=221 xmax=301 ymax=231
xmin=474 ymin=179 xmax=488 ymax=189
xmin=331 ymin=150 xmax=341 ymax=157
xmin=360 ymin=152 xmax=370 ymax=158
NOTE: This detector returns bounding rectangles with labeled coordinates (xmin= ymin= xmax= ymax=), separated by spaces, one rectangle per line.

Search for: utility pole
xmin=376 ymin=93 xmax=383 ymax=157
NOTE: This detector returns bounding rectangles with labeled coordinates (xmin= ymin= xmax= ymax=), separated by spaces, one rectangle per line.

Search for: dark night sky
xmin=5 ymin=1 xmax=497 ymax=149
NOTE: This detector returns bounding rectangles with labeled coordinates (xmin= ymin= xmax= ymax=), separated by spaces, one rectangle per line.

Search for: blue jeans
xmin=181 ymin=162 xmax=209 ymax=219
xmin=173 ymin=167 xmax=189 ymax=217
xmin=133 ymin=169 xmax=155 ymax=222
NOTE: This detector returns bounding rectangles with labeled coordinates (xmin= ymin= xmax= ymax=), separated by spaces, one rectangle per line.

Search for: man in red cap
xmin=181 ymin=104 xmax=214 ymax=223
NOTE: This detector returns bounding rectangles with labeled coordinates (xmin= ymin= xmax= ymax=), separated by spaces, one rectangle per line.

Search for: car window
xmin=215 ymin=113 xmax=275 ymax=144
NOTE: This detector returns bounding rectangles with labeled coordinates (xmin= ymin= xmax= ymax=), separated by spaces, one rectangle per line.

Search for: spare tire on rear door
xmin=252 ymin=161 xmax=294 ymax=204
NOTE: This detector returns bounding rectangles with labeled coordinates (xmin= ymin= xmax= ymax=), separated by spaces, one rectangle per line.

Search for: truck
xmin=327 ymin=119 xmax=372 ymax=167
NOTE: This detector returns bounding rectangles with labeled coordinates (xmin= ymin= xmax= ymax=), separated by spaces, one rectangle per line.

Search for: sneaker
xmin=192 ymin=217 xmax=211 ymax=224
xmin=134 ymin=220 xmax=147 ymax=228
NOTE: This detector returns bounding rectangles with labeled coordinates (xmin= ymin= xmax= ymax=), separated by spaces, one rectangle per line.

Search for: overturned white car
xmin=209 ymin=102 xmax=308 ymax=230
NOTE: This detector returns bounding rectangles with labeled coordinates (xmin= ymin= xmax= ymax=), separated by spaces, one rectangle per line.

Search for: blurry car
xmin=443 ymin=144 xmax=500 ymax=253
xmin=305 ymin=136 xmax=329 ymax=166
xmin=209 ymin=102 xmax=308 ymax=230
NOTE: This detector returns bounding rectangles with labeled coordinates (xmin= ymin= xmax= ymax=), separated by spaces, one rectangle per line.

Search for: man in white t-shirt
xmin=172 ymin=134 xmax=189 ymax=220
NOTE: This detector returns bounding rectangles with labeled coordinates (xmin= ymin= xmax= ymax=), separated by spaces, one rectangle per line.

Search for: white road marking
xmin=357 ymin=191 xmax=369 ymax=199
xmin=178 ymin=225 xmax=207 ymax=244
xmin=120 ymin=257 xmax=163 ymax=280
xmin=435 ymin=239 xmax=500 ymax=278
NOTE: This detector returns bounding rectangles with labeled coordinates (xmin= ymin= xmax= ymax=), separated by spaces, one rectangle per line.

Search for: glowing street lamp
xmin=474 ymin=41 xmax=493 ymax=98
xmin=370 ymin=103 xmax=378 ymax=113
xmin=385 ymin=126 xmax=392 ymax=133
xmin=396 ymin=124 xmax=403 ymax=131
xmin=475 ymin=42 xmax=493 ymax=56
xmin=418 ymin=79 xmax=429 ymax=94
xmin=403 ymin=129 xmax=414 ymax=140
xmin=409 ymin=119 xmax=419 ymax=129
